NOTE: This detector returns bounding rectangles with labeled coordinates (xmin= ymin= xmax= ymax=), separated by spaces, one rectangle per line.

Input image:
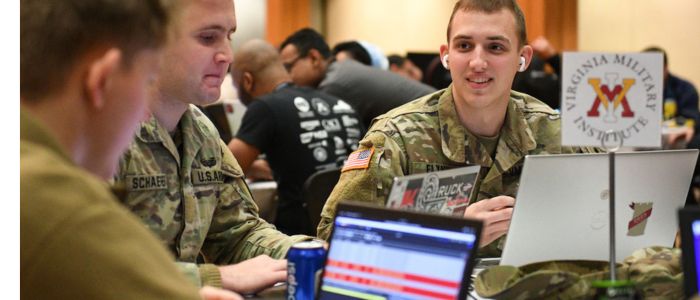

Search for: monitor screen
xmin=318 ymin=205 xmax=479 ymax=300
xmin=680 ymin=207 xmax=700 ymax=297
xmin=693 ymin=220 xmax=700 ymax=291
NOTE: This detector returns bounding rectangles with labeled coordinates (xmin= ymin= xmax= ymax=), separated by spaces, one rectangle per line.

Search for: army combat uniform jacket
xmin=317 ymin=87 xmax=598 ymax=256
xmin=116 ymin=105 xmax=310 ymax=287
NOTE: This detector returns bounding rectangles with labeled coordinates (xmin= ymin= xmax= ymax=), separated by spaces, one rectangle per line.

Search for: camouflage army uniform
xmin=317 ymin=86 xmax=598 ymax=256
xmin=474 ymin=246 xmax=683 ymax=299
xmin=115 ymin=105 xmax=310 ymax=288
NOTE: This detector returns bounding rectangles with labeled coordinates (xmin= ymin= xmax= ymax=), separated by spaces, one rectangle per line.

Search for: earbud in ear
xmin=518 ymin=56 xmax=526 ymax=72
xmin=442 ymin=54 xmax=450 ymax=70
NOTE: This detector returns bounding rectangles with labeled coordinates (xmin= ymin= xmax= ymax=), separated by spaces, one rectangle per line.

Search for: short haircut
xmin=446 ymin=0 xmax=527 ymax=48
xmin=21 ymin=0 xmax=177 ymax=101
xmin=643 ymin=46 xmax=668 ymax=66
xmin=279 ymin=28 xmax=332 ymax=60
xmin=388 ymin=55 xmax=406 ymax=68
xmin=332 ymin=41 xmax=372 ymax=66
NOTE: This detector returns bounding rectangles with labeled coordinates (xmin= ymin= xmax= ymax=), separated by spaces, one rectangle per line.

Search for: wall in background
xmin=231 ymin=0 xmax=266 ymax=51
xmin=324 ymin=0 xmax=453 ymax=56
xmin=323 ymin=0 xmax=577 ymax=55
xmin=578 ymin=0 xmax=700 ymax=88
xmin=237 ymin=0 xmax=699 ymax=89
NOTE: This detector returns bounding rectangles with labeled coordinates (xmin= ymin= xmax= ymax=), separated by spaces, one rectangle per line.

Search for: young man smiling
xmin=317 ymin=0 xmax=598 ymax=256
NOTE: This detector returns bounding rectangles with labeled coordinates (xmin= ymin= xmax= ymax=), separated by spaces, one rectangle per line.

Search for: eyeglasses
xmin=283 ymin=55 xmax=303 ymax=72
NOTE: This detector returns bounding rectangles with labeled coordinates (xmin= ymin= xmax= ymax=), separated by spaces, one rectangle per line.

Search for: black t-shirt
xmin=236 ymin=85 xmax=365 ymax=235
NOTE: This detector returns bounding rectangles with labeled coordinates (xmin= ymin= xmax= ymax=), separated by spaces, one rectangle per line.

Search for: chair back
xmin=302 ymin=167 xmax=341 ymax=230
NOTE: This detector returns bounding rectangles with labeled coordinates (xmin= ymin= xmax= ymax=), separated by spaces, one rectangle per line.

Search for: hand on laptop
xmin=464 ymin=196 xmax=514 ymax=247
xmin=218 ymin=255 xmax=287 ymax=294
xmin=199 ymin=286 xmax=243 ymax=300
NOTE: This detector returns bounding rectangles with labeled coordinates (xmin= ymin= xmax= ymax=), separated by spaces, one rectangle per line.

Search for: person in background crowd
xmin=332 ymin=41 xmax=372 ymax=66
xmin=279 ymin=28 xmax=436 ymax=129
xmin=316 ymin=0 xmax=599 ymax=257
xmin=388 ymin=54 xmax=424 ymax=82
xmin=643 ymin=46 xmax=700 ymax=147
xmin=20 ymin=0 xmax=240 ymax=298
xmin=644 ymin=46 xmax=700 ymax=206
xmin=113 ymin=0 xmax=313 ymax=294
xmin=228 ymin=39 xmax=364 ymax=235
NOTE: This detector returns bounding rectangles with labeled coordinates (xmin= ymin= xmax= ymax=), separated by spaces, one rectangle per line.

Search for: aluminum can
xmin=286 ymin=240 xmax=326 ymax=300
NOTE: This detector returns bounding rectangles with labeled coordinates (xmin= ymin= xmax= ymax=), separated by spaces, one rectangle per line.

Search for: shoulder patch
xmin=341 ymin=147 xmax=375 ymax=172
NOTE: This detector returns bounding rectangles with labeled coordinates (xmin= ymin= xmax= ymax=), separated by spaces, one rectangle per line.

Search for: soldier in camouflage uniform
xmin=114 ymin=0 xmax=311 ymax=294
xmin=317 ymin=0 xmax=598 ymax=257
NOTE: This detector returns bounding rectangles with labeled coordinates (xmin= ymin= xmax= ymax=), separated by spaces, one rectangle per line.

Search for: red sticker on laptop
xmin=342 ymin=147 xmax=374 ymax=172
xmin=627 ymin=202 xmax=653 ymax=236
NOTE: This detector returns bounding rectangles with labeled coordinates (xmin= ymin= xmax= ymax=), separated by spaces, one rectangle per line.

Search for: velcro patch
xmin=126 ymin=174 xmax=167 ymax=191
xmin=342 ymin=147 xmax=374 ymax=172
xmin=192 ymin=169 xmax=224 ymax=185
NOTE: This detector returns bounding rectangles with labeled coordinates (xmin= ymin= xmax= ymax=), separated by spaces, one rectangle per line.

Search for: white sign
xmin=561 ymin=52 xmax=663 ymax=148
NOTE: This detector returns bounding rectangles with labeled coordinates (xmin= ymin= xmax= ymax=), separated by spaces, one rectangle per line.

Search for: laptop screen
xmin=317 ymin=202 xmax=481 ymax=300
xmin=502 ymin=150 xmax=698 ymax=266
xmin=680 ymin=207 xmax=700 ymax=297
xmin=693 ymin=221 xmax=700 ymax=290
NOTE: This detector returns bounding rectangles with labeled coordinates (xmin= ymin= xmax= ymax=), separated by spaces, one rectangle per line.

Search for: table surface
xmin=246 ymin=285 xmax=284 ymax=300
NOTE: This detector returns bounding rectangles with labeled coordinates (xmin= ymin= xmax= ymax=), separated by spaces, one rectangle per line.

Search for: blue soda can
xmin=286 ymin=240 xmax=326 ymax=300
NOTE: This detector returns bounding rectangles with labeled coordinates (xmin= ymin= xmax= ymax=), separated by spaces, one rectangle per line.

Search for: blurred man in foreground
xmin=20 ymin=0 xmax=240 ymax=299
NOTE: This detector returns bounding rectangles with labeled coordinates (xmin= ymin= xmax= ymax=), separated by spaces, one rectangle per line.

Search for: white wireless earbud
xmin=518 ymin=56 xmax=527 ymax=72
xmin=442 ymin=54 xmax=450 ymax=70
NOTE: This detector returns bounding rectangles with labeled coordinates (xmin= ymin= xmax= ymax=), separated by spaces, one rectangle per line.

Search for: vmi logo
xmin=586 ymin=74 xmax=635 ymax=121
xmin=561 ymin=52 xmax=663 ymax=147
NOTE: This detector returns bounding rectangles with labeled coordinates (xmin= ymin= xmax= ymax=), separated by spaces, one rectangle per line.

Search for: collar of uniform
xmin=134 ymin=105 xmax=213 ymax=167
xmin=135 ymin=115 xmax=165 ymax=143
xmin=136 ymin=105 xmax=215 ymax=143
xmin=20 ymin=108 xmax=72 ymax=163
xmin=437 ymin=85 xmax=468 ymax=163
xmin=135 ymin=114 xmax=182 ymax=166
xmin=481 ymin=92 xmax=538 ymax=183
xmin=501 ymin=91 xmax=538 ymax=156
xmin=437 ymin=88 xmax=537 ymax=165
xmin=177 ymin=105 xmax=209 ymax=156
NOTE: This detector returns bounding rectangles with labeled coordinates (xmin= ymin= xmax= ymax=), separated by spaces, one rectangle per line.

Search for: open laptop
xmin=317 ymin=202 xmax=482 ymax=300
xmin=501 ymin=149 xmax=698 ymax=266
xmin=679 ymin=206 xmax=700 ymax=297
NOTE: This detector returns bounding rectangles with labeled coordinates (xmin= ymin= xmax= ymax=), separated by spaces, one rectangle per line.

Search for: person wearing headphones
xmin=317 ymin=0 xmax=598 ymax=257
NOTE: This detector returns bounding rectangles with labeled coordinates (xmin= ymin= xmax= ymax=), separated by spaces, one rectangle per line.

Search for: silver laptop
xmin=501 ymin=149 xmax=698 ymax=266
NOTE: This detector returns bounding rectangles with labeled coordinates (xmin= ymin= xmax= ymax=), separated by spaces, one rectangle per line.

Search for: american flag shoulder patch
xmin=341 ymin=147 xmax=375 ymax=172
